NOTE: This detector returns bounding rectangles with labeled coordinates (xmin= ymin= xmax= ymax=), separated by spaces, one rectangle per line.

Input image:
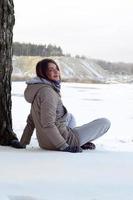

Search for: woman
xmin=20 ymin=58 xmax=111 ymax=152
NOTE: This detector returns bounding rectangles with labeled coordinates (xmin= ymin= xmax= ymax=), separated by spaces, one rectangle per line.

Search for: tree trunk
xmin=0 ymin=0 xmax=17 ymax=145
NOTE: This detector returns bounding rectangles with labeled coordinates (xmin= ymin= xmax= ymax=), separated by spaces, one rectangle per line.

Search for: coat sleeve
xmin=39 ymin=88 xmax=68 ymax=149
xmin=20 ymin=113 xmax=35 ymax=145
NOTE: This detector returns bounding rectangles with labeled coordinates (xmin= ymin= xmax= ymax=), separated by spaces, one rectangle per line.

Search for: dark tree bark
xmin=0 ymin=0 xmax=18 ymax=145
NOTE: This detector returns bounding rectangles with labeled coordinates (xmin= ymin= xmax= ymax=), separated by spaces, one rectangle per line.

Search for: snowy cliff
xmin=12 ymin=56 xmax=133 ymax=83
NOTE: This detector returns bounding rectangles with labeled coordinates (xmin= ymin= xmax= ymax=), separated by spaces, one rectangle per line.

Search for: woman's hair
xmin=36 ymin=58 xmax=60 ymax=79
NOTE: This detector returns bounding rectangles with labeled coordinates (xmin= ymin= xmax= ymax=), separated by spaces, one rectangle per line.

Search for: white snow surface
xmin=1 ymin=82 xmax=133 ymax=200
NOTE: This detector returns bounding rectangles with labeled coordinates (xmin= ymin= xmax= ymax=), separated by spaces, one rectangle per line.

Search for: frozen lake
xmin=0 ymin=82 xmax=133 ymax=200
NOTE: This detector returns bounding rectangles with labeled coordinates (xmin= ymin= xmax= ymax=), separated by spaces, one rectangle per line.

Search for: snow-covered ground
xmin=0 ymin=82 xmax=133 ymax=200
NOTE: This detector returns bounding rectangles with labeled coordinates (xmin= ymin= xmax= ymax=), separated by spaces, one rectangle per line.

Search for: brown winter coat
xmin=21 ymin=83 xmax=80 ymax=150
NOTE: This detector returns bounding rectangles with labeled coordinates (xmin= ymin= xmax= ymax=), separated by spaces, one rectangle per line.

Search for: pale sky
xmin=13 ymin=0 xmax=133 ymax=62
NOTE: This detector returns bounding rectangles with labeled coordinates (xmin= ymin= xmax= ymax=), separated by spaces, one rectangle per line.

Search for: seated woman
xmin=20 ymin=58 xmax=111 ymax=152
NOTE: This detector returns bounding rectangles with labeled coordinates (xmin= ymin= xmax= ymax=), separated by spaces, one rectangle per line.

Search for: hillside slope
xmin=12 ymin=56 xmax=132 ymax=83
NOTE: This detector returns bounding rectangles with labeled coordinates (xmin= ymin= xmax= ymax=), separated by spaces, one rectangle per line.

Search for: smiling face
xmin=46 ymin=62 xmax=60 ymax=81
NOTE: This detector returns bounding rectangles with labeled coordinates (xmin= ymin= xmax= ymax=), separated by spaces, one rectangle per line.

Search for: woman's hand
xmin=10 ymin=140 xmax=26 ymax=149
xmin=62 ymin=146 xmax=82 ymax=153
